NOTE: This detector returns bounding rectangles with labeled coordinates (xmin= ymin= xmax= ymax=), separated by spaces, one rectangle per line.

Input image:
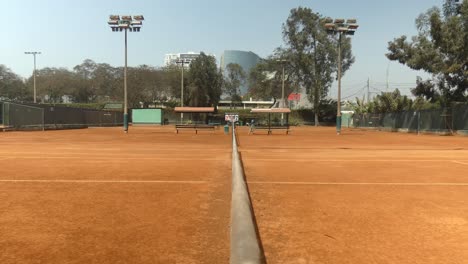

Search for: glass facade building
xmin=220 ymin=50 xmax=261 ymax=96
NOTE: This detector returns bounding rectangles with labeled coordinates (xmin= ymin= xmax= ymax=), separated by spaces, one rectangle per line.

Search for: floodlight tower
xmin=176 ymin=59 xmax=190 ymax=123
xmin=325 ymin=18 xmax=359 ymax=135
xmin=108 ymin=15 xmax=144 ymax=133
xmin=24 ymin=51 xmax=41 ymax=103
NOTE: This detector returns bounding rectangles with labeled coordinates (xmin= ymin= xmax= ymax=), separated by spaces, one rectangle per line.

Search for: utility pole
xmin=24 ymin=51 xmax=41 ymax=103
xmin=386 ymin=61 xmax=390 ymax=92
xmin=367 ymin=78 xmax=370 ymax=104
xmin=276 ymin=59 xmax=288 ymax=125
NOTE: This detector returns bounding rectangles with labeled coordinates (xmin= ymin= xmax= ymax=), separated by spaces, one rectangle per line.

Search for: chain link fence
xmin=1 ymin=102 xmax=44 ymax=130
xmin=352 ymin=104 xmax=468 ymax=135
xmin=1 ymin=102 xmax=123 ymax=131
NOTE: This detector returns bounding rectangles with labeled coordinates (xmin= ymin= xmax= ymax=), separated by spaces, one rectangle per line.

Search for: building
xmin=164 ymin=52 xmax=215 ymax=67
xmin=164 ymin=52 xmax=201 ymax=67
xmin=220 ymin=50 xmax=262 ymax=95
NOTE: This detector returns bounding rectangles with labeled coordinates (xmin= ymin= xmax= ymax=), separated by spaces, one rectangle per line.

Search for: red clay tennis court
xmin=0 ymin=127 xmax=231 ymax=264
xmin=1 ymin=126 xmax=467 ymax=264
xmin=238 ymin=126 xmax=468 ymax=264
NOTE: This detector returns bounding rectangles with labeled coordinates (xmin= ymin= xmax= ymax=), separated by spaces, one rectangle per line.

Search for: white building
xmin=164 ymin=52 xmax=215 ymax=67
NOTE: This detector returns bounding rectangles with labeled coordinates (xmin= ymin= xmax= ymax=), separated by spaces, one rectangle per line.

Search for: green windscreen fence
xmin=1 ymin=102 xmax=44 ymax=129
xmin=132 ymin=109 xmax=163 ymax=125
xmin=1 ymin=102 xmax=123 ymax=130
xmin=352 ymin=104 xmax=468 ymax=133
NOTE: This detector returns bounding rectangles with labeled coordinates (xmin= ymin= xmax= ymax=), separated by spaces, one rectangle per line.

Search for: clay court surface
xmin=0 ymin=127 xmax=231 ymax=264
xmin=239 ymin=127 xmax=468 ymax=264
xmin=1 ymin=126 xmax=467 ymax=264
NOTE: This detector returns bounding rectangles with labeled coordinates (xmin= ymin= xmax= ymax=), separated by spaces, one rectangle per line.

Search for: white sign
xmin=225 ymin=114 xmax=239 ymax=122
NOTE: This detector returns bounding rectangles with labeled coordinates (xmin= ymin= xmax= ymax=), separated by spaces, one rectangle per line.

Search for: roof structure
xmin=250 ymin=108 xmax=291 ymax=113
xmin=174 ymin=107 xmax=215 ymax=113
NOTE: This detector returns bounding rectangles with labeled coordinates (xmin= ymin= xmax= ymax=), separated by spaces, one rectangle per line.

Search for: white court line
xmin=248 ymin=181 xmax=468 ymax=186
xmin=243 ymin=159 xmax=465 ymax=162
xmin=0 ymin=157 xmax=225 ymax=161
xmin=0 ymin=179 xmax=207 ymax=184
xmin=452 ymin=161 xmax=468 ymax=165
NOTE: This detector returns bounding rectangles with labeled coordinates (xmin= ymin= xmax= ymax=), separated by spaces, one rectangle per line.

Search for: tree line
xmin=0 ymin=53 xmax=224 ymax=108
xmin=1 ymin=1 xmax=466 ymax=120
xmin=353 ymin=0 xmax=467 ymax=114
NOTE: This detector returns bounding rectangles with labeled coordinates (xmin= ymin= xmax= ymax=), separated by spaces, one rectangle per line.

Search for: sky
xmin=0 ymin=0 xmax=444 ymax=100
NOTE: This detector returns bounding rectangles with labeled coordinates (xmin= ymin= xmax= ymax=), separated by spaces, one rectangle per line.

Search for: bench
xmin=0 ymin=125 xmax=13 ymax=132
xmin=249 ymin=125 xmax=290 ymax=135
xmin=175 ymin=124 xmax=216 ymax=134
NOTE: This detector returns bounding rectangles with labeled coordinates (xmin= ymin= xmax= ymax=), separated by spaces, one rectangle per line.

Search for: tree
xmin=351 ymin=89 xmax=415 ymax=114
xmin=352 ymin=96 xmax=368 ymax=115
xmin=386 ymin=0 xmax=468 ymax=105
xmin=281 ymin=7 xmax=355 ymax=125
xmin=186 ymin=53 xmax=222 ymax=107
xmin=0 ymin=65 xmax=29 ymax=101
xmin=374 ymin=89 xmax=413 ymax=113
xmin=223 ymin=63 xmax=246 ymax=108
xmin=72 ymin=60 xmax=123 ymax=103
xmin=89 ymin=63 xmax=120 ymax=101
xmin=163 ymin=64 xmax=188 ymax=104
xmin=247 ymin=58 xmax=295 ymax=101
xmin=33 ymin=67 xmax=77 ymax=103
xmin=125 ymin=65 xmax=170 ymax=108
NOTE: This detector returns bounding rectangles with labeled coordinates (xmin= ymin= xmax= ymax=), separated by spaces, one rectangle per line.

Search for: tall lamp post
xmin=325 ymin=18 xmax=358 ymax=135
xmin=276 ymin=59 xmax=288 ymax=125
xmin=108 ymin=15 xmax=144 ymax=133
xmin=24 ymin=51 xmax=41 ymax=103
xmin=176 ymin=59 xmax=189 ymax=123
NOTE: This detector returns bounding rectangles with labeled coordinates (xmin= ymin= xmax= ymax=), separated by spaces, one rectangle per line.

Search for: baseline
xmin=0 ymin=179 xmax=207 ymax=184
xmin=248 ymin=181 xmax=468 ymax=186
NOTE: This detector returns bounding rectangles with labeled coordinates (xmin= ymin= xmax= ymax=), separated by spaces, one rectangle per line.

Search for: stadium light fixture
xmin=24 ymin=51 xmax=41 ymax=103
xmin=334 ymin=18 xmax=345 ymax=24
xmin=107 ymin=14 xmax=144 ymax=133
xmin=325 ymin=18 xmax=359 ymax=135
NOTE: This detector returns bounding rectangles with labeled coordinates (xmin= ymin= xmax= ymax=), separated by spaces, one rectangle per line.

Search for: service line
xmin=452 ymin=160 xmax=468 ymax=166
xmin=248 ymin=181 xmax=468 ymax=186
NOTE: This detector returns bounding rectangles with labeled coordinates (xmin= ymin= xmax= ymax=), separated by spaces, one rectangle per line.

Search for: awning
xmin=250 ymin=108 xmax=291 ymax=113
xmin=174 ymin=107 xmax=215 ymax=113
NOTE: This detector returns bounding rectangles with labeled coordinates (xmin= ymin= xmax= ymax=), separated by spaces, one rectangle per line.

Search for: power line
xmin=342 ymin=85 xmax=367 ymax=100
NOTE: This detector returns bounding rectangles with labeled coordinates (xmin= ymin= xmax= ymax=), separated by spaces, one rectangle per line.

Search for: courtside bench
xmin=250 ymin=125 xmax=290 ymax=135
xmin=175 ymin=124 xmax=216 ymax=134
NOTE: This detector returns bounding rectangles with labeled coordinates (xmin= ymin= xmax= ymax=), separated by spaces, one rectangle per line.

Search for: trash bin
xmin=239 ymin=120 xmax=243 ymax=126
xmin=224 ymin=125 xmax=229 ymax=134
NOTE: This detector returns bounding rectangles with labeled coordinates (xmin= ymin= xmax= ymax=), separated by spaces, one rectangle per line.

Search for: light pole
xmin=176 ymin=59 xmax=189 ymax=123
xmin=24 ymin=51 xmax=41 ymax=103
xmin=325 ymin=18 xmax=358 ymax=135
xmin=108 ymin=15 xmax=144 ymax=133
xmin=276 ymin=59 xmax=288 ymax=124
